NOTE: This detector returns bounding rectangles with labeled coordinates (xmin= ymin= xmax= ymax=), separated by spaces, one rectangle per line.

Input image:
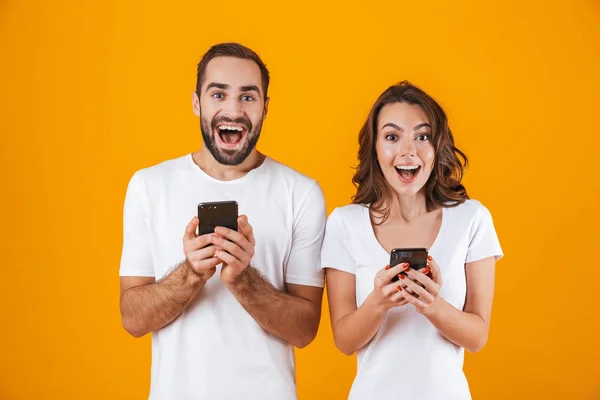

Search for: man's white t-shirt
xmin=120 ymin=153 xmax=326 ymax=400
xmin=321 ymin=200 xmax=503 ymax=400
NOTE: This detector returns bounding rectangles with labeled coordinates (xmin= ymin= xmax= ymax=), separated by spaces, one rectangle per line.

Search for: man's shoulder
xmin=263 ymin=156 xmax=319 ymax=188
xmin=132 ymin=153 xmax=192 ymax=183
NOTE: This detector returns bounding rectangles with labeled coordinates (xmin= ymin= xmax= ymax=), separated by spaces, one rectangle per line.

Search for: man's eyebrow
xmin=240 ymin=85 xmax=260 ymax=94
xmin=205 ymin=82 xmax=230 ymax=91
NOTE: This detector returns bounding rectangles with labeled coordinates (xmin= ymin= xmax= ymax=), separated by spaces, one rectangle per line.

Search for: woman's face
xmin=375 ymin=102 xmax=435 ymax=197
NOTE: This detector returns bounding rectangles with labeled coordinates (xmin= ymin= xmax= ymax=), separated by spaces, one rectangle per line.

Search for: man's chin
xmin=213 ymin=147 xmax=250 ymax=166
xmin=216 ymin=144 xmax=243 ymax=154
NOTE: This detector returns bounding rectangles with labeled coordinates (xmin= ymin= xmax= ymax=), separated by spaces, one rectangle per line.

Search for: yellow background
xmin=1 ymin=0 xmax=599 ymax=399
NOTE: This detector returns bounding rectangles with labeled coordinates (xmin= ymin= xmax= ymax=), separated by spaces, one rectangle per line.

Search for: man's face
xmin=193 ymin=56 xmax=268 ymax=166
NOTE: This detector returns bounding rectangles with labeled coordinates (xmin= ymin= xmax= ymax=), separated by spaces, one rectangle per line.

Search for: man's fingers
xmin=189 ymin=255 xmax=222 ymax=273
xmin=188 ymin=244 xmax=219 ymax=261
xmin=215 ymin=249 xmax=241 ymax=269
xmin=186 ymin=243 xmax=224 ymax=278
xmin=184 ymin=217 xmax=199 ymax=240
xmin=214 ymin=226 xmax=252 ymax=254
xmin=238 ymin=215 xmax=255 ymax=244
xmin=210 ymin=236 xmax=246 ymax=261
xmin=189 ymin=233 xmax=215 ymax=251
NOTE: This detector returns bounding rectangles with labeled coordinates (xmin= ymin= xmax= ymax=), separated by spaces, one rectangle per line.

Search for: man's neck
xmin=192 ymin=147 xmax=266 ymax=181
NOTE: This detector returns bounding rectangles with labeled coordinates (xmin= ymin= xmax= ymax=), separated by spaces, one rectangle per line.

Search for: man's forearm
xmin=227 ymin=267 xmax=320 ymax=348
xmin=120 ymin=262 xmax=206 ymax=337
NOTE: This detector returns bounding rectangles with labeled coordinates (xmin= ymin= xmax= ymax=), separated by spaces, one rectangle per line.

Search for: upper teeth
xmin=396 ymin=165 xmax=419 ymax=170
xmin=219 ymin=125 xmax=243 ymax=131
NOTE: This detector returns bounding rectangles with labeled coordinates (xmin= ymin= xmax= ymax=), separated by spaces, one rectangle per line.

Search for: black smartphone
xmin=197 ymin=201 xmax=239 ymax=236
xmin=390 ymin=248 xmax=429 ymax=282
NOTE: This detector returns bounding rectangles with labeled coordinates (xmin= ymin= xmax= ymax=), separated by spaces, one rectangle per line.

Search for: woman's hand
xmin=397 ymin=256 xmax=443 ymax=316
xmin=365 ymin=262 xmax=411 ymax=312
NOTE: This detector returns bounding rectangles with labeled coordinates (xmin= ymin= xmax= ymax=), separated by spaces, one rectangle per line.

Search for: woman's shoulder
xmin=446 ymin=198 xmax=494 ymax=223
xmin=328 ymin=203 xmax=368 ymax=224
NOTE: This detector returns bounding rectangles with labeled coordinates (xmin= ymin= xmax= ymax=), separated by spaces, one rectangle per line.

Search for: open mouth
xmin=394 ymin=165 xmax=421 ymax=183
xmin=216 ymin=124 xmax=247 ymax=148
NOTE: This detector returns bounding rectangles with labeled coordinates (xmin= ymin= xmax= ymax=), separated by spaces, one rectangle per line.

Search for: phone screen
xmin=390 ymin=248 xmax=428 ymax=282
xmin=197 ymin=201 xmax=238 ymax=235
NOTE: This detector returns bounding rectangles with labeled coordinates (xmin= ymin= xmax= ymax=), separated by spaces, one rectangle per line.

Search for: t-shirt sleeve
xmin=320 ymin=207 xmax=356 ymax=274
xmin=284 ymin=181 xmax=327 ymax=288
xmin=466 ymin=202 xmax=504 ymax=264
xmin=119 ymin=171 xmax=155 ymax=277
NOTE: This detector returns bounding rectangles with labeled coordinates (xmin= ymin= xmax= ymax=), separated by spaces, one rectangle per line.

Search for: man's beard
xmin=200 ymin=114 xmax=263 ymax=166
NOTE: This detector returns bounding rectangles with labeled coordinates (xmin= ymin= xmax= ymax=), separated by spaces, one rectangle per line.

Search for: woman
xmin=321 ymin=81 xmax=503 ymax=399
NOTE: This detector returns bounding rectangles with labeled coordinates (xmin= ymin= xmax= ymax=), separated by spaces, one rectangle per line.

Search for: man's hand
xmin=210 ymin=215 xmax=255 ymax=285
xmin=183 ymin=216 xmax=221 ymax=282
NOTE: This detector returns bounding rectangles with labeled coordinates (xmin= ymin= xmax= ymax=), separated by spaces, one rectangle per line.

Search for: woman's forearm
xmin=425 ymin=298 xmax=489 ymax=352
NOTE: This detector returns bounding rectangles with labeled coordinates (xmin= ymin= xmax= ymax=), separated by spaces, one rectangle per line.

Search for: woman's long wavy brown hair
xmin=352 ymin=81 xmax=469 ymax=223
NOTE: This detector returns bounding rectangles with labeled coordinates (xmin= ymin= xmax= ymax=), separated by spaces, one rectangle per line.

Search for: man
xmin=119 ymin=42 xmax=326 ymax=399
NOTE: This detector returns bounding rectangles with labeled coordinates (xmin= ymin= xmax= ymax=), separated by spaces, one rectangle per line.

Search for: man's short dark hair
xmin=196 ymin=42 xmax=270 ymax=101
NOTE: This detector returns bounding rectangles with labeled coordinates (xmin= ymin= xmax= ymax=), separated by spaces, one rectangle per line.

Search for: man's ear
xmin=263 ymin=97 xmax=270 ymax=118
xmin=192 ymin=91 xmax=200 ymax=117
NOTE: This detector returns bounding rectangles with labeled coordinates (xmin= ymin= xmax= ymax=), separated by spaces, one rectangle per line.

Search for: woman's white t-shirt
xmin=321 ymin=200 xmax=503 ymax=400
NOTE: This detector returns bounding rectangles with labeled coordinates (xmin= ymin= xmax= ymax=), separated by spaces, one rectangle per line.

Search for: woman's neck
xmin=387 ymin=191 xmax=429 ymax=222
